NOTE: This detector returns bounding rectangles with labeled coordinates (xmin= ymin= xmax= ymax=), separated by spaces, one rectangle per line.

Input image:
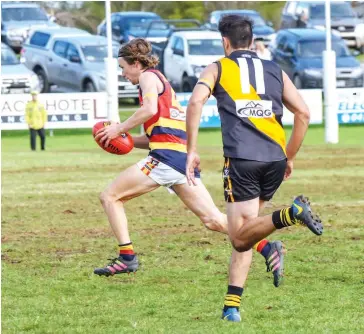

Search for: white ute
xmin=163 ymin=30 xmax=224 ymax=92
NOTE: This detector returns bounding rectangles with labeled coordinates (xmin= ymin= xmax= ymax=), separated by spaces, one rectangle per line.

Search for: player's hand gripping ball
xmin=92 ymin=121 xmax=134 ymax=155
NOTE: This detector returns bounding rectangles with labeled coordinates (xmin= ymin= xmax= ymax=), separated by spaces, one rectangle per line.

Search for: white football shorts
xmin=137 ymin=155 xmax=188 ymax=189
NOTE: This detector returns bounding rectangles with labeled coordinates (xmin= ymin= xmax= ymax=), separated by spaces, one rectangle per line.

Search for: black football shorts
xmin=222 ymin=157 xmax=287 ymax=202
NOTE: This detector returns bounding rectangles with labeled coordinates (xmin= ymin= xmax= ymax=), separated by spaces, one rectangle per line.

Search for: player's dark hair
xmin=218 ymin=15 xmax=253 ymax=49
xmin=118 ymin=38 xmax=159 ymax=68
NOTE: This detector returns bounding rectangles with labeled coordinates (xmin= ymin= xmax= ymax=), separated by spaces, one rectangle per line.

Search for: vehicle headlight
xmin=7 ymin=29 xmax=25 ymax=37
xmin=192 ymin=65 xmax=205 ymax=77
xmin=304 ymin=69 xmax=323 ymax=77
xmin=352 ymin=67 xmax=364 ymax=77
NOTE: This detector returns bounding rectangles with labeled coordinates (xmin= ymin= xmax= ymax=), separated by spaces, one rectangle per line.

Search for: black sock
xmin=223 ymin=285 xmax=244 ymax=312
xmin=272 ymin=207 xmax=295 ymax=229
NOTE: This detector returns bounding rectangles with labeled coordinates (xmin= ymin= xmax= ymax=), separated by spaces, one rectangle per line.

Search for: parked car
xmin=352 ymin=1 xmax=364 ymax=19
xmin=205 ymin=10 xmax=275 ymax=46
xmin=270 ymin=29 xmax=363 ymax=89
xmin=1 ymin=43 xmax=39 ymax=94
xmin=97 ymin=11 xmax=169 ymax=47
xmin=145 ymin=20 xmax=225 ymax=92
xmin=22 ymin=28 xmax=138 ymax=99
xmin=1 ymin=2 xmax=58 ymax=52
xmin=280 ymin=1 xmax=364 ymax=52
xmin=161 ymin=30 xmax=225 ymax=92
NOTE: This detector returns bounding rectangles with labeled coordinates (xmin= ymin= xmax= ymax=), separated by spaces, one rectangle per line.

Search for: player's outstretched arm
xmin=282 ymin=71 xmax=310 ymax=179
xmin=186 ymin=63 xmax=218 ymax=185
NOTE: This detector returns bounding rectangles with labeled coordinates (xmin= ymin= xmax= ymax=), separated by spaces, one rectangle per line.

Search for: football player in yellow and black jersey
xmin=186 ymin=15 xmax=324 ymax=322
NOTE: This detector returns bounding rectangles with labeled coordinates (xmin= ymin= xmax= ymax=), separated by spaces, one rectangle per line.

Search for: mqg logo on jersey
xmin=236 ymin=100 xmax=273 ymax=118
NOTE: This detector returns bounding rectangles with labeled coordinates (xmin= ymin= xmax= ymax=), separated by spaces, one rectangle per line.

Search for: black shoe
xmin=94 ymin=256 xmax=139 ymax=276
xmin=292 ymin=195 xmax=323 ymax=235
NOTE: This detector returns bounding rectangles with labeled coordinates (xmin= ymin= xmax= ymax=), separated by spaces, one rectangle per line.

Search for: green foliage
xmin=52 ymin=1 xmax=286 ymax=33
xmin=2 ymin=126 xmax=364 ymax=333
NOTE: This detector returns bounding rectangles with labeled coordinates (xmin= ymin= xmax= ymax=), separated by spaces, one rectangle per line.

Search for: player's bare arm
xmin=95 ymin=72 xmax=159 ymax=147
xmin=132 ymin=134 xmax=150 ymax=149
xmin=282 ymin=71 xmax=310 ymax=179
xmin=186 ymin=63 xmax=218 ymax=185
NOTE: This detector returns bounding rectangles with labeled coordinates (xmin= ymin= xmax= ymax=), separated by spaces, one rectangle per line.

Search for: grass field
xmin=2 ymin=126 xmax=364 ymax=333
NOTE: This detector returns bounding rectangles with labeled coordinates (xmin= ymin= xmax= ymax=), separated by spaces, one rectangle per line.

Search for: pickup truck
xmin=22 ymin=27 xmax=139 ymax=100
xmin=280 ymin=1 xmax=364 ymax=52
xmin=147 ymin=20 xmax=225 ymax=92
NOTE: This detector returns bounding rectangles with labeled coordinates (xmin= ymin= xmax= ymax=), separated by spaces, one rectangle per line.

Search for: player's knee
xmin=99 ymin=190 xmax=116 ymax=206
xmin=231 ymin=238 xmax=250 ymax=252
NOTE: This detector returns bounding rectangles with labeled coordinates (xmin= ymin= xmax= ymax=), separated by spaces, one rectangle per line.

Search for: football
xmin=92 ymin=121 xmax=134 ymax=155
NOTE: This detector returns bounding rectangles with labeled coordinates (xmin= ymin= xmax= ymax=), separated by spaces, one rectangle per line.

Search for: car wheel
xmin=182 ymin=76 xmax=195 ymax=93
xmin=84 ymin=81 xmax=96 ymax=92
xmin=293 ymin=75 xmax=303 ymax=89
xmin=34 ymin=68 xmax=49 ymax=93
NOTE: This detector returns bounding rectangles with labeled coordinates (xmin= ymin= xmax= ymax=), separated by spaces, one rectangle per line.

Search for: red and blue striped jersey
xmin=139 ymin=69 xmax=189 ymax=175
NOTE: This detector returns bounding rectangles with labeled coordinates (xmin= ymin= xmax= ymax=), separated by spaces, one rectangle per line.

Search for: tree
xmin=38 ymin=1 xmax=286 ymax=33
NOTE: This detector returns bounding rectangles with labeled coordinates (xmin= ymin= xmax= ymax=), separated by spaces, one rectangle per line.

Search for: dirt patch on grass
xmin=1 ymin=254 xmax=22 ymax=264
xmin=2 ymin=164 xmax=129 ymax=175
xmin=295 ymin=157 xmax=364 ymax=170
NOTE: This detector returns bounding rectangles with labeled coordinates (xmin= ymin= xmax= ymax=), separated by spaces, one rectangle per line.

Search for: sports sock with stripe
xmin=254 ymin=239 xmax=271 ymax=258
xmin=272 ymin=207 xmax=295 ymax=229
xmin=118 ymin=242 xmax=135 ymax=261
xmin=223 ymin=285 xmax=244 ymax=312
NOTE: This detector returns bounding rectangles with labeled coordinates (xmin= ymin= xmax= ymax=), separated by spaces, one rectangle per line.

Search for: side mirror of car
xmin=164 ymin=48 xmax=173 ymax=57
xmin=352 ymin=49 xmax=360 ymax=57
xmin=173 ymin=49 xmax=184 ymax=57
xmin=70 ymin=55 xmax=81 ymax=63
xmin=267 ymin=21 xmax=273 ymax=27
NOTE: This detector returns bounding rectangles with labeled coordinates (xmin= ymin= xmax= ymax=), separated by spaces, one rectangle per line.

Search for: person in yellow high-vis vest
xmin=25 ymin=91 xmax=47 ymax=151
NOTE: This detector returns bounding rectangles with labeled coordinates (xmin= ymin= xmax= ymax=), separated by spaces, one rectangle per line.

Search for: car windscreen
xmin=124 ymin=17 xmax=169 ymax=36
xmin=2 ymin=7 xmax=48 ymax=22
xmin=124 ymin=17 xmax=164 ymax=30
xmin=187 ymin=39 xmax=224 ymax=56
xmin=216 ymin=13 xmax=266 ymax=27
xmin=1 ymin=47 xmax=20 ymax=65
xmin=297 ymin=40 xmax=351 ymax=58
xmin=81 ymin=45 xmax=119 ymax=62
xmin=310 ymin=3 xmax=355 ymax=18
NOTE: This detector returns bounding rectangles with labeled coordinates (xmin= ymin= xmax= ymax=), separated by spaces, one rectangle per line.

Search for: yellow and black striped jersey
xmin=213 ymin=50 xmax=286 ymax=162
